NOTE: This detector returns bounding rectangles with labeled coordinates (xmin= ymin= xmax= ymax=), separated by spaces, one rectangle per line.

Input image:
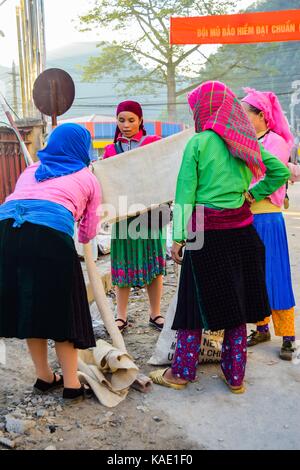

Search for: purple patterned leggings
xmin=171 ymin=324 xmax=247 ymax=387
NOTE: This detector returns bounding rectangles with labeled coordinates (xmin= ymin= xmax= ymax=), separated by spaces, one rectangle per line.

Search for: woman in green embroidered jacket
xmin=150 ymin=81 xmax=290 ymax=393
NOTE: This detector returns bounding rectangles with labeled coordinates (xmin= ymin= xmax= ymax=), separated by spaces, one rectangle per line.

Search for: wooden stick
xmin=83 ymin=243 xmax=126 ymax=352
xmin=0 ymin=91 xmax=34 ymax=166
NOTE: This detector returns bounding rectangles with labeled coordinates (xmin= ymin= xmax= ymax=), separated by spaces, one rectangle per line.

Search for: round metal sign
xmin=33 ymin=68 xmax=75 ymax=124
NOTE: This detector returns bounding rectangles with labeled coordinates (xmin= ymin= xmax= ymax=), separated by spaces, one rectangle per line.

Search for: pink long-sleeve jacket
xmin=252 ymin=131 xmax=290 ymax=207
xmin=6 ymin=163 xmax=101 ymax=243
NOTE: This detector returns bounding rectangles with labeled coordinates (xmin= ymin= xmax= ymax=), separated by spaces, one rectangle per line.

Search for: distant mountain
xmin=0 ymin=42 xmax=167 ymax=122
xmin=47 ymin=42 xmax=167 ymax=120
xmin=201 ymin=0 xmax=300 ymax=127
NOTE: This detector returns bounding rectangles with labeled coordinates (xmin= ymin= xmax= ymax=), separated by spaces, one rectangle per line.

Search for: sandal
xmin=63 ymin=383 xmax=94 ymax=401
xmin=223 ymin=379 xmax=245 ymax=394
xmin=115 ymin=318 xmax=128 ymax=333
xmin=33 ymin=372 xmax=64 ymax=394
xmin=149 ymin=368 xmax=187 ymax=390
xmin=149 ymin=315 xmax=164 ymax=331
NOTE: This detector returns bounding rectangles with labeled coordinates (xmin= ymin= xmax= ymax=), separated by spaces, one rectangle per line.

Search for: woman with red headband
xmin=103 ymin=101 xmax=166 ymax=332
xmin=241 ymin=88 xmax=296 ymax=360
xmin=149 ymin=81 xmax=290 ymax=393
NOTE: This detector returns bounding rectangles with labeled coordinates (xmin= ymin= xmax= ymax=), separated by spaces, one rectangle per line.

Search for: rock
xmin=49 ymin=425 xmax=57 ymax=434
xmin=44 ymin=445 xmax=56 ymax=450
xmin=0 ymin=436 xmax=16 ymax=449
xmin=136 ymin=406 xmax=148 ymax=413
xmin=0 ymin=423 xmax=5 ymax=431
xmin=36 ymin=409 xmax=48 ymax=418
xmin=5 ymin=416 xmax=35 ymax=435
xmin=11 ymin=411 xmax=26 ymax=420
xmin=105 ymin=412 xmax=114 ymax=419
xmin=62 ymin=426 xmax=72 ymax=432
xmin=152 ymin=416 xmax=162 ymax=422
xmin=56 ymin=405 xmax=63 ymax=413
xmin=44 ymin=399 xmax=55 ymax=406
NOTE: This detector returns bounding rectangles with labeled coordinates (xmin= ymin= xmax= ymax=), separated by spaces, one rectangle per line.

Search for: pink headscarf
xmin=188 ymin=81 xmax=265 ymax=178
xmin=114 ymin=100 xmax=146 ymax=142
xmin=242 ymin=88 xmax=294 ymax=150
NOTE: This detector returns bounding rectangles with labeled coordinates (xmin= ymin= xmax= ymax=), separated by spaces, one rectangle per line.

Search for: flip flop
xmin=149 ymin=315 xmax=164 ymax=331
xmin=223 ymin=378 xmax=245 ymax=394
xmin=115 ymin=318 xmax=128 ymax=333
xmin=149 ymin=368 xmax=187 ymax=390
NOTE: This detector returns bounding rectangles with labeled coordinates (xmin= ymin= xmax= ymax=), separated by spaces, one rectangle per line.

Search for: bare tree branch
xmin=173 ymin=45 xmax=201 ymax=66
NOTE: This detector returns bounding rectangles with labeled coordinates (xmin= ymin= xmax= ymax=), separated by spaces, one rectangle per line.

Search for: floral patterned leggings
xmin=171 ymin=324 xmax=247 ymax=387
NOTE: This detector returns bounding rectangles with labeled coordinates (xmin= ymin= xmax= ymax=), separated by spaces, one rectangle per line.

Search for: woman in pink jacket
xmin=0 ymin=123 xmax=101 ymax=399
xmin=103 ymin=101 xmax=166 ymax=333
xmin=242 ymin=89 xmax=296 ymax=360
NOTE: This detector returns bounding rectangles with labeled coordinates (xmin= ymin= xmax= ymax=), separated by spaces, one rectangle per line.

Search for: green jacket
xmin=173 ymin=130 xmax=290 ymax=241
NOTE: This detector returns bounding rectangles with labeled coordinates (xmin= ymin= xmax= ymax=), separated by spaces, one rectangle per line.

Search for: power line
xmin=71 ymin=91 xmax=294 ymax=109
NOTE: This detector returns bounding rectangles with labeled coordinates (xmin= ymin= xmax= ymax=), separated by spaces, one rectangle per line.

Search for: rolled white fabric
xmin=93 ymin=128 xmax=193 ymax=223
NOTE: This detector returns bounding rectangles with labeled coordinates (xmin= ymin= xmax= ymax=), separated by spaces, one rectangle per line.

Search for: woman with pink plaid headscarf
xmin=150 ymin=81 xmax=290 ymax=393
xmin=241 ymin=89 xmax=296 ymax=360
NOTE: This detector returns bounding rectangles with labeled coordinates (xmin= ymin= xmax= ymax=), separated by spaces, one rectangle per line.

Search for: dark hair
xmin=245 ymin=103 xmax=262 ymax=115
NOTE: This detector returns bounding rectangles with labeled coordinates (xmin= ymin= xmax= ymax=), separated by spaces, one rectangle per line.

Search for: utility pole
xmin=16 ymin=0 xmax=46 ymax=119
xmin=11 ymin=62 xmax=19 ymax=116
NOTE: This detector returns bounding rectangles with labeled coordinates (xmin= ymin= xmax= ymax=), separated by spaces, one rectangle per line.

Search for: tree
xmin=79 ymin=0 xmax=265 ymax=120
xmin=196 ymin=0 xmax=299 ymax=116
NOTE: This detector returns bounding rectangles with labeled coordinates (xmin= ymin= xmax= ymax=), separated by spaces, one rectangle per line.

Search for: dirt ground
xmin=0 ymin=184 xmax=299 ymax=451
xmin=0 ymin=260 xmax=200 ymax=451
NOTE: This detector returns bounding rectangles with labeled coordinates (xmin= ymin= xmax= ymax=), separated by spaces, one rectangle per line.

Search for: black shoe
xmin=33 ymin=373 xmax=64 ymax=394
xmin=63 ymin=384 xmax=93 ymax=401
xmin=280 ymin=340 xmax=296 ymax=361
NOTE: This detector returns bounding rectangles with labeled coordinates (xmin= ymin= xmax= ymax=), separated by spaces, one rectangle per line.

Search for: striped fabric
xmin=188 ymin=81 xmax=266 ymax=178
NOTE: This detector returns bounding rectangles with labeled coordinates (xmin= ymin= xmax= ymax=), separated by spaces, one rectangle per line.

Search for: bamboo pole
xmin=37 ymin=0 xmax=46 ymax=72
xmin=83 ymin=243 xmax=126 ymax=353
xmin=16 ymin=6 xmax=27 ymax=118
xmin=20 ymin=0 xmax=30 ymax=116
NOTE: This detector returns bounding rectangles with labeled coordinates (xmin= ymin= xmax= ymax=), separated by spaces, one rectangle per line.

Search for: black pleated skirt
xmin=172 ymin=225 xmax=271 ymax=332
xmin=0 ymin=219 xmax=95 ymax=349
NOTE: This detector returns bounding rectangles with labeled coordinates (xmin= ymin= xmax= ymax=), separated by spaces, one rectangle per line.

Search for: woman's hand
xmin=171 ymin=241 xmax=184 ymax=265
xmin=244 ymin=191 xmax=255 ymax=204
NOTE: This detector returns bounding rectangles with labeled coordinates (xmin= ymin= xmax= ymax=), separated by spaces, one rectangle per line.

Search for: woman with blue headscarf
xmin=0 ymin=123 xmax=101 ymax=400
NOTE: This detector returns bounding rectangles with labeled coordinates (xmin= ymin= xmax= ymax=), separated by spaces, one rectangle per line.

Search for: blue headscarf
xmin=35 ymin=123 xmax=92 ymax=182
